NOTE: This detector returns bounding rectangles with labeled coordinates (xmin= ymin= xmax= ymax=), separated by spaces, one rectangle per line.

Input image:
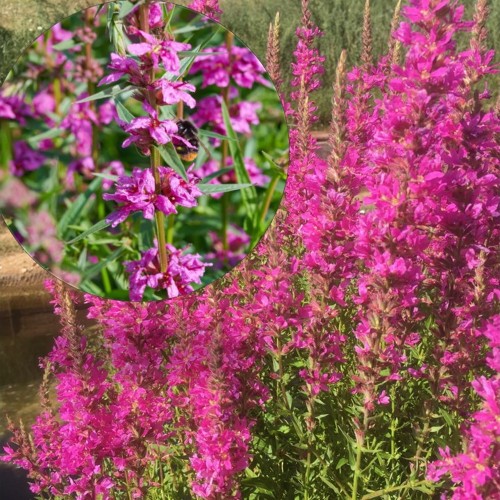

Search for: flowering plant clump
xmin=0 ymin=0 xmax=287 ymax=301
xmin=2 ymin=0 xmax=500 ymax=499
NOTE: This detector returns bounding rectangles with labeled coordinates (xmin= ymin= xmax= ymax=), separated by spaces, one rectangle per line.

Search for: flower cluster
xmin=125 ymin=242 xmax=209 ymax=300
xmin=5 ymin=0 xmax=498 ymax=499
xmin=104 ymin=167 xmax=202 ymax=226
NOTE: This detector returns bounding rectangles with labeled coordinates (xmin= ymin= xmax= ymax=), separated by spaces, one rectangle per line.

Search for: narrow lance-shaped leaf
xmin=57 ymin=176 xmax=103 ymax=238
xmin=200 ymin=167 xmax=234 ymax=184
xmin=81 ymin=247 xmax=125 ymax=281
xmin=198 ymin=183 xmax=252 ymax=194
xmin=156 ymin=143 xmax=188 ymax=181
xmin=197 ymin=128 xmax=237 ymax=142
xmin=221 ymin=100 xmax=258 ymax=223
xmin=76 ymin=85 xmax=133 ymax=104
xmin=66 ymin=219 xmax=112 ymax=245
xmin=115 ymin=100 xmax=136 ymax=124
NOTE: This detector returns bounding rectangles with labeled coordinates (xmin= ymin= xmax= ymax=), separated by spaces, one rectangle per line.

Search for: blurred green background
xmin=2 ymin=1 xmax=499 ymax=126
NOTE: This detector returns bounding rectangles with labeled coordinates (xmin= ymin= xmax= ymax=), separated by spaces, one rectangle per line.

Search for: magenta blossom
xmin=206 ymin=225 xmax=250 ymax=268
xmin=104 ymin=167 xmax=202 ymax=227
xmin=153 ymin=79 xmax=196 ymax=108
xmin=126 ymin=2 xmax=166 ymax=33
xmin=190 ymin=46 xmax=270 ymax=89
xmin=9 ymin=141 xmax=46 ymax=176
xmin=0 ymin=90 xmax=32 ymax=123
xmin=125 ymin=243 xmax=210 ymax=301
xmin=188 ymin=0 xmax=222 ymax=21
xmin=127 ymin=30 xmax=191 ymax=73
xmin=122 ymin=102 xmax=180 ymax=154
xmin=192 ymin=95 xmax=261 ymax=137
xmin=98 ymin=52 xmax=149 ymax=87
xmin=26 ymin=210 xmax=64 ymax=265
xmin=102 ymin=161 xmax=125 ymax=191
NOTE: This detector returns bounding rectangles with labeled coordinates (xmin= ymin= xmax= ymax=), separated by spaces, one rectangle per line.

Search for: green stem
xmin=259 ymin=174 xmax=279 ymax=227
xmin=101 ymin=268 xmax=112 ymax=294
xmin=219 ymin=31 xmax=234 ymax=252
xmin=0 ymin=120 xmax=12 ymax=168
xmin=390 ymin=385 xmax=396 ymax=460
xmin=221 ymin=193 xmax=229 ymax=252
xmin=139 ymin=1 xmax=168 ymax=277
xmin=275 ymin=334 xmax=290 ymax=411
xmin=152 ymin=148 xmax=169 ymax=274
xmin=166 ymin=214 xmax=175 ymax=244
xmin=361 ymin=480 xmax=433 ymax=500
xmin=351 ymin=408 xmax=369 ymax=499
xmin=53 ymin=78 xmax=62 ymax=114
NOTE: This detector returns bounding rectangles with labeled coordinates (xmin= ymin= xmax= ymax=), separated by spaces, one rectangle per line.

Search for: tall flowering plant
xmin=0 ymin=0 xmax=287 ymax=301
xmin=2 ymin=0 xmax=500 ymax=499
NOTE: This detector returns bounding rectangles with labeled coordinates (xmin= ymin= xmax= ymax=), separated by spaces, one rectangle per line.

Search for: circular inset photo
xmin=0 ymin=1 xmax=288 ymax=301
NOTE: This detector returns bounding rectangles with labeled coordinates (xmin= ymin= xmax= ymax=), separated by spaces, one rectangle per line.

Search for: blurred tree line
xmin=220 ymin=0 xmax=500 ymax=126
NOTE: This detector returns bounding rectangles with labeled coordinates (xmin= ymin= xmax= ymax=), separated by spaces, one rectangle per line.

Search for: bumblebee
xmin=175 ymin=120 xmax=200 ymax=162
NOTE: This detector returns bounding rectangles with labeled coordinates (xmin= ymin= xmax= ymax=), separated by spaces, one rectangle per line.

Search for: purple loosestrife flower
xmin=188 ymin=0 xmax=222 ymax=21
xmin=153 ymin=79 xmax=196 ymax=107
xmin=60 ymin=94 xmax=99 ymax=157
xmin=126 ymin=2 xmax=166 ymax=33
xmin=104 ymin=167 xmax=202 ymax=227
xmin=98 ymin=52 xmax=149 ymax=87
xmin=125 ymin=243 xmax=210 ymax=300
xmin=190 ymin=46 xmax=270 ymax=89
xmin=0 ymin=89 xmax=32 ymax=124
xmin=32 ymin=88 xmax=56 ymax=117
xmin=192 ymin=95 xmax=261 ymax=137
xmin=206 ymin=225 xmax=250 ymax=268
xmin=122 ymin=101 xmax=182 ymax=154
xmin=127 ymin=30 xmax=191 ymax=74
xmin=102 ymin=161 xmax=125 ymax=191
xmin=26 ymin=211 xmax=64 ymax=265
xmin=428 ymin=318 xmax=500 ymax=499
xmin=0 ymin=177 xmax=37 ymax=209
xmin=9 ymin=141 xmax=46 ymax=176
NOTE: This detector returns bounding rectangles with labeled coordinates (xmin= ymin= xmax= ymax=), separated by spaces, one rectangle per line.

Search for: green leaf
xmin=77 ymin=246 xmax=88 ymax=270
xmin=261 ymin=151 xmax=287 ymax=179
xmin=53 ymin=39 xmax=83 ymax=51
xmin=198 ymin=183 xmax=252 ymax=194
xmin=66 ymin=219 xmax=112 ymax=245
xmin=58 ymin=176 xmax=103 ymax=238
xmin=76 ymin=85 xmax=133 ymax=104
xmin=26 ymin=128 xmax=64 ymax=146
xmin=177 ymin=51 xmax=226 ymax=57
xmin=200 ymin=168 xmax=233 ymax=184
xmin=336 ymin=458 xmax=349 ymax=470
xmin=118 ymin=0 xmax=139 ymax=18
xmin=92 ymin=172 xmax=119 ymax=183
xmin=221 ymin=100 xmax=258 ymax=227
xmin=81 ymin=247 xmax=125 ymax=281
xmin=197 ymin=129 xmax=237 ymax=142
xmin=115 ymin=100 xmax=135 ymax=124
xmin=156 ymin=143 xmax=188 ymax=181
xmin=173 ymin=22 xmax=208 ymax=35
